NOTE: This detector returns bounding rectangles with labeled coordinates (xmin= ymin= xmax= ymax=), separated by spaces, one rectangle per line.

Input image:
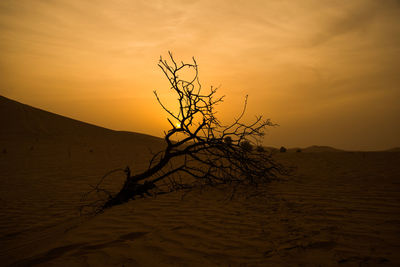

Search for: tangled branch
xmin=82 ymin=52 xmax=286 ymax=212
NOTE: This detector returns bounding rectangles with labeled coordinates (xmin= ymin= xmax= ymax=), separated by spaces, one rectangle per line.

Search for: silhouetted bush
xmin=224 ymin=136 xmax=232 ymax=145
xmin=256 ymin=145 xmax=265 ymax=152
xmin=240 ymin=141 xmax=253 ymax=152
xmin=279 ymin=146 xmax=287 ymax=153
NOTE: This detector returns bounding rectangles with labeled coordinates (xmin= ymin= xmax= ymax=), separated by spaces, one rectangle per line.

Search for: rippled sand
xmin=1 ymin=96 xmax=400 ymax=266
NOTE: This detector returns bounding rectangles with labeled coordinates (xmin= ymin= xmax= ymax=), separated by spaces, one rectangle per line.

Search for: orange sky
xmin=1 ymin=0 xmax=399 ymax=150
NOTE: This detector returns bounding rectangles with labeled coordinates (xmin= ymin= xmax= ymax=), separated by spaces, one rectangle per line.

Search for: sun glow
xmin=0 ymin=0 xmax=399 ymax=150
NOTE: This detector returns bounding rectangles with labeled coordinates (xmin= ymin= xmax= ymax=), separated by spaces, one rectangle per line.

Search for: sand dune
xmin=300 ymin=145 xmax=344 ymax=153
xmin=1 ymin=96 xmax=400 ymax=266
xmin=267 ymin=145 xmax=343 ymax=153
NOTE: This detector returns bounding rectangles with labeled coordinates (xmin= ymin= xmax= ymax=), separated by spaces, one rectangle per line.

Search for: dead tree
xmin=82 ymin=52 xmax=284 ymax=212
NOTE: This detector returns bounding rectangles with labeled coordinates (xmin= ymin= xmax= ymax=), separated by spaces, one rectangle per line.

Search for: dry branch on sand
xmin=81 ymin=52 xmax=286 ymax=213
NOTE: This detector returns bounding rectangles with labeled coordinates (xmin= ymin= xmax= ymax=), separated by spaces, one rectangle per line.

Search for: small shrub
xmin=279 ymin=146 xmax=287 ymax=153
xmin=224 ymin=136 xmax=232 ymax=145
xmin=256 ymin=145 xmax=265 ymax=152
xmin=240 ymin=141 xmax=253 ymax=152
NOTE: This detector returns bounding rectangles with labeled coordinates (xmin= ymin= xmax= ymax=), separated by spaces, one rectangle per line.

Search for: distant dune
xmin=1 ymin=95 xmax=400 ymax=266
xmin=267 ymin=145 xmax=344 ymax=153
xmin=0 ymin=95 xmax=110 ymax=136
xmin=387 ymin=147 xmax=400 ymax=152
xmin=300 ymin=145 xmax=344 ymax=153
xmin=0 ymin=95 xmax=164 ymax=147
xmin=0 ymin=95 xmax=162 ymax=140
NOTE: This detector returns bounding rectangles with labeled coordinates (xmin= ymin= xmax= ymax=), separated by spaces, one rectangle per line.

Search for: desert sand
xmin=1 ymin=95 xmax=399 ymax=266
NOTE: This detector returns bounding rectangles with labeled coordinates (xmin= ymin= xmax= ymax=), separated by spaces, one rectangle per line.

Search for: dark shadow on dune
xmin=10 ymin=232 xmax=149 ymax=266
xmin=10 ymin=243 xmax=87 ymax=266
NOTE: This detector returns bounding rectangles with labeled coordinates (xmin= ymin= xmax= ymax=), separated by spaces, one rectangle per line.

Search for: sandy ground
xmin=1 ymin=96 xmax=400 ymax=266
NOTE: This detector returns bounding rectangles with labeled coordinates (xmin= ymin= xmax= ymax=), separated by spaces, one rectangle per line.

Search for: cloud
xmin=310 ymin=0 xmax=400 ymax=46
xmin=1 ymin=0 xmax=399 ymax=150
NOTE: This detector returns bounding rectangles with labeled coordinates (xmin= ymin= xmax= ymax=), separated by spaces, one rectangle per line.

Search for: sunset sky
xmin=1 ymin=0 xmax=399 ymax=150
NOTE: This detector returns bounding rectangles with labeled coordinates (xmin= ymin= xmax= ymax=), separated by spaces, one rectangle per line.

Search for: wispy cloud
xmin=0 ymin=0 xmax=399 ymax=149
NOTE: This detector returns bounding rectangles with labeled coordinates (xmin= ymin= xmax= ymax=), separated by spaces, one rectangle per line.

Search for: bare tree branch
xmin=82 ymin=52 xmax=286 ymax=212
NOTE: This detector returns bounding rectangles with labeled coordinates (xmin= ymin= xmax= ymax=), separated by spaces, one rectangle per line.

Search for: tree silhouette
xmin=82 ymin=52 xmax=285 ymax=212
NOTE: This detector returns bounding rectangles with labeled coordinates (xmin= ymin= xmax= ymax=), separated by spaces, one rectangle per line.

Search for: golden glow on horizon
xmin=0 ymin=0 xmax=399 ymax=150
